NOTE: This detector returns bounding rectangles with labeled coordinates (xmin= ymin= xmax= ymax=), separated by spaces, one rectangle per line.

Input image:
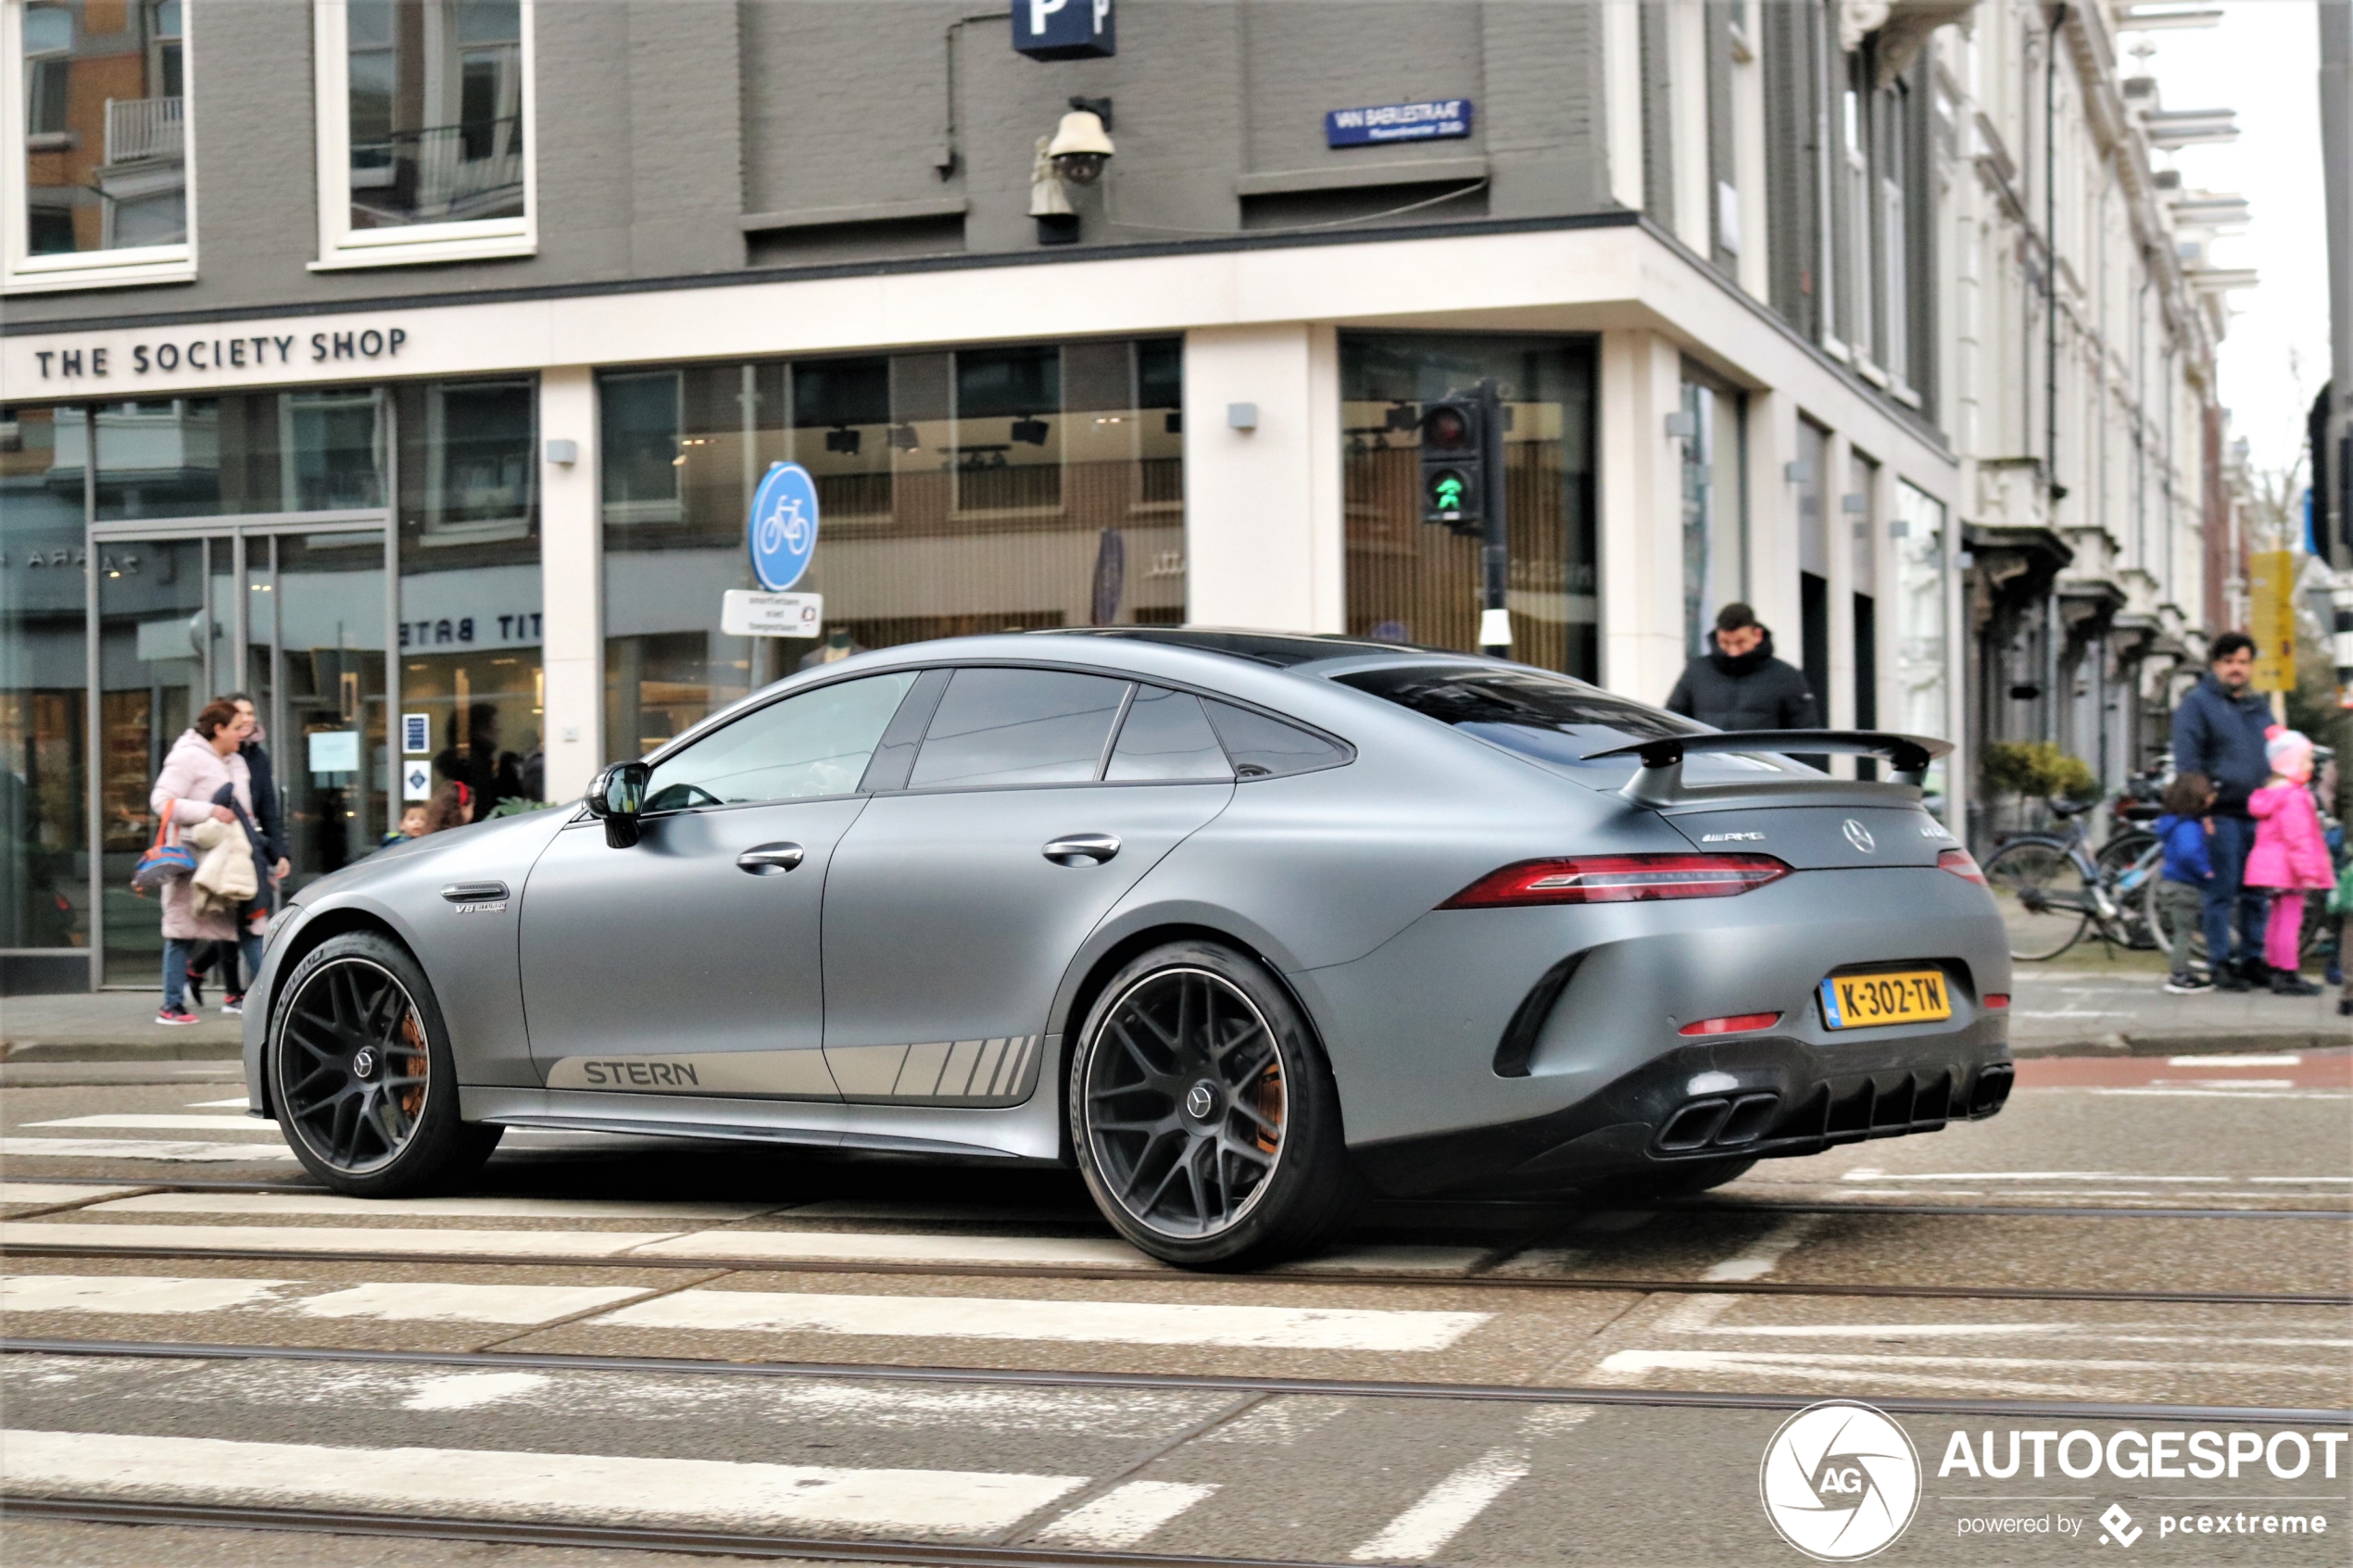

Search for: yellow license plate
xmin=1820 ymin=970 xmax=1951 ymax=1029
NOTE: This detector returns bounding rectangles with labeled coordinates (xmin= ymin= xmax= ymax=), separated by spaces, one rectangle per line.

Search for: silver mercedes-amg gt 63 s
xmin=244 ymin=629 xmax=2012 ymax=1268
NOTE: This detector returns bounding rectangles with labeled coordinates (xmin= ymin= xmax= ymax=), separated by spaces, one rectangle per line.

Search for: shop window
xmin=1894 ymin=481 xmax=1951 ymax=818
xmin=0 ymin=405 xmax=91 ymax=956
xmin=86 ymin=389 xmax=385 ymax=521
xmin=955 ymin=345 xmax=1062 ymax=516
xmin=419 ymin=379 xmax=532 ymax=543
xmin=1340 ymin=333 xmax=1599 ymax=681
xmin=599 ymin=371 xmax=685 ymax=527
xmin=394 ymin=375 xmax=544 ymax=810
xmin=598 ymin=338 xmax=1184 ymax=763
xmin=311 ymin=0 xmax=534 ymax=269
xmin=1679 ymin=366 xmax=1747 ymax=663
xmin=4 ymin=0 xmax=196 ymax=293
xmin=1796 ymin=417 xmax=1831 ymax=720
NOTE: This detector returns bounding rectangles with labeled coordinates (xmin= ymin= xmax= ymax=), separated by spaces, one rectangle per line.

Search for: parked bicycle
xmin=1982 ymin=795 xmax=2163 ymax=961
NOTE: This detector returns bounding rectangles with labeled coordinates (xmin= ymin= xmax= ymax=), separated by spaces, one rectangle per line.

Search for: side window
xmin=909 ymin=669 xmax=1130 ymax=788
xmin=1107 ymin=686 xmax=1233 ymax=782
xmin=643 ymin=672 xmax=916 ymax=811
xmin=1203 ymin=701 xmax=1349 ymax=780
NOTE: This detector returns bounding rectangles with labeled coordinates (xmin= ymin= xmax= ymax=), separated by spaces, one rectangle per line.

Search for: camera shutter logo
xmin=748 ymin=462 xmax=821 ymax=593
xmin=1758 ymin=1400 xmax=1920 ymax=1561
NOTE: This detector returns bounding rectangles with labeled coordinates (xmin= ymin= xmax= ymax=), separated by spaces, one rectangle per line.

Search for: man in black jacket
xmin=1667 ymin=603 xmax=1820 ymax=732
xmin=2171 ymin=633 xmax=2274 ymax=988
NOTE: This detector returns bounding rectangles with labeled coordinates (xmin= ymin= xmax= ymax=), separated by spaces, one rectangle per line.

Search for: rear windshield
xmin=1332 ymin=665 xmax=1787 ymax=783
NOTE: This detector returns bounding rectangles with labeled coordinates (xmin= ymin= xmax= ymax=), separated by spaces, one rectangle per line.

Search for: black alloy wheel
xmin=270 ymin=931 xmax=500 ymax=1195
xmin=1073 ymin=940 xmax=1362 ymax=1269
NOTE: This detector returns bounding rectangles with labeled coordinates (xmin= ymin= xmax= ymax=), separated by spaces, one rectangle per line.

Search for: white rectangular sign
xmin=402 ymin=713 xmax=430 ymax=754
xmin=307 ymin=730 xmax=359 ymax=774
xmin=720 ymin=590 xmax=824 ymax=639
xmin=402 ymin=761 xmax=434 ymax=802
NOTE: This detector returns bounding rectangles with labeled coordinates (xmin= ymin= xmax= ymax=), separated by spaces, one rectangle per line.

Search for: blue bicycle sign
xmin=748 ymin=462 xmax=820 ymax=592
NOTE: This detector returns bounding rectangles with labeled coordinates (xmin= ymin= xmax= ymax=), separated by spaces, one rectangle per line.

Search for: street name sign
xmin=1325 ymin=99 xmax=1473 ymax=147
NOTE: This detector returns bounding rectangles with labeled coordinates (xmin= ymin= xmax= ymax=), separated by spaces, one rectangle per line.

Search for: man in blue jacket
xmin=2171 ymin=633 xmax=2273 ymax=989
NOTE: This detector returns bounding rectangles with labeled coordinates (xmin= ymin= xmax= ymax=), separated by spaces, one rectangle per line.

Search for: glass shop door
xmin=94 ymin=522 xmax=390 ymax=986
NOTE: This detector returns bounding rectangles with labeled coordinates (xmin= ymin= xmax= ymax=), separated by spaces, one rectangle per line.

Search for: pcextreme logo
xmin=1760 ymin=1400 xmax=1922 ymax=1562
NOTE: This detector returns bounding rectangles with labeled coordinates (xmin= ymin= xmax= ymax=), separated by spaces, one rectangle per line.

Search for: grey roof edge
xmin=0 ymin=208 xmax=1640 ymax=337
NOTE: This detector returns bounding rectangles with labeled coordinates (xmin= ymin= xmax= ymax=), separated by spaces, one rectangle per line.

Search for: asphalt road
xmin=2 ymin=1047 xmax=2347 ymax=1566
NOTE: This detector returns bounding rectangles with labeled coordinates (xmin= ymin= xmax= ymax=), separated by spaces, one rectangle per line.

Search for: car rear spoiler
xmin=1581 ymin=731 xmax=1953 ymax=808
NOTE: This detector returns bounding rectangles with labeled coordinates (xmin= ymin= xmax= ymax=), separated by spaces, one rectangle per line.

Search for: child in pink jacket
xmin=2245 ymin=730 xmax=2334 ymax=996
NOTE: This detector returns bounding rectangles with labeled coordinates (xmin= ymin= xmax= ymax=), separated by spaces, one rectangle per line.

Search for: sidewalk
xmin=6 ymin=957 xmax=2343 ymax=1062
xmin=3 ymin=990 xmax=245 ymax=1060
xmin=2007 ymin=946 xmax=2348 ymax=1056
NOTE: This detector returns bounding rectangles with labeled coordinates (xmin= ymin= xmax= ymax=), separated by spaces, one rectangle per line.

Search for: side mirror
xmin=585 ymin=761 xmax=648 ymax=848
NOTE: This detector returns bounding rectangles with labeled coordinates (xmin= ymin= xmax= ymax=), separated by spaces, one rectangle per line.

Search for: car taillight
xmin=1439 ymin=854 xmax=1791 ymax=909
xmin=1982 ymin=993 xmax=2010 ymax=1010
xmin=1938 ymin=847 xmax=1987 ymax=885
xmin=1679 ymin=1011 xmax=1782 ymax=1036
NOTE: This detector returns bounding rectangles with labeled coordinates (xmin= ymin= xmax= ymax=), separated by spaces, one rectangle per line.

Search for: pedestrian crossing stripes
xmin=599 ymin=1288 xmax=1491 ymax=1350
xmin=0 ymin=1428 xmax=1092 ymax=1536
xmin=0 ymin=1136 xmax=296 ymax=1162
xmin=0 ymin=1273 xmax=1492 ymax=1349
xmin=87 ymin=1191 xmax=778 ymax=1222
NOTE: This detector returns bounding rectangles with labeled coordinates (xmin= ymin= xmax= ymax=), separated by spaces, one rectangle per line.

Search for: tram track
xmin=9 ymin=1171 xmax=2348 ymax=1222
xmin=4 ymin=1234 xmax=2342 ymax=1307
xmin=8 ymin=1336 xmax=2344 ymax=1425
xmin=0 ymin=1495 xmax=1351 ymax=1568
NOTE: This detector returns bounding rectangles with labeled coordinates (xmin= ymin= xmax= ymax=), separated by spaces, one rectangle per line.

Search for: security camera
xmin=1048 ymin=102 xmax=1114 ymax=186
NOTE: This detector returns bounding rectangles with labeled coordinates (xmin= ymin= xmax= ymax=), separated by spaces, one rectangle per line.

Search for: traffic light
xmin=1419 ymin=396 xmax=1484 ymax=533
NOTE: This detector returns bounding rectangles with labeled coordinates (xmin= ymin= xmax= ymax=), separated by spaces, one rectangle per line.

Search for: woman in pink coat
xmin=149 ymin=697 xmax=258 ymax=1025
xmin=2245 ymin=729 xmax=2334 ymax=996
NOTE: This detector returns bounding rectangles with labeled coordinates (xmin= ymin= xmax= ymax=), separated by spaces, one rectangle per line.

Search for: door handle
xmin=735 ymin=842 xmax=806 ymax=874
xmin=441 ymin=881 xmax=509 ymax=902
xmin=1043 ymin=833 xmax=1120 ymax=867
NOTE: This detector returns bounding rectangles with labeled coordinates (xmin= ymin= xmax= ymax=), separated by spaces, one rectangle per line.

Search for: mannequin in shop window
xmin=433 ymin=704 xmax=524 ymax=824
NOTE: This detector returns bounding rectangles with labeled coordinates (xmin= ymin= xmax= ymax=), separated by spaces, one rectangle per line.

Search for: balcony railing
xmin=352 ymin=118 xmax=524 ymax=224
xmin=104 ymin=96 xmax=184 ymax=165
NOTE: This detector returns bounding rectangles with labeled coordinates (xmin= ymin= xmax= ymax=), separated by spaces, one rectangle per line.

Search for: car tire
xmin=269 ymin=930 xmax=502 ymax=1197
xmin=1070 ymin=939 xmax=1364 ymax=1270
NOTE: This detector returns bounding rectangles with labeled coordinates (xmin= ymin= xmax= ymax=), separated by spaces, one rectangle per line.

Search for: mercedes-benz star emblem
xmin=351 ymin=1047 xmax=378 ymax=1081
xmin=1842 ymin=819 xmax=1877 ymax=854
xmin=1185 ymin=1083 xmax=1216 ymax=1120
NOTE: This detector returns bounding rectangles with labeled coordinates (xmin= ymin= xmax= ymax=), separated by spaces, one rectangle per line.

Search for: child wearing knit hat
xmin=2245 ymin=730 xmax=2333 ymax=996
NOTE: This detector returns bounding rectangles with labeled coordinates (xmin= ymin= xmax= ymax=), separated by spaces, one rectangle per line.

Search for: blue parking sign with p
xmin=749 ymin=462 xmax=820 ymax=592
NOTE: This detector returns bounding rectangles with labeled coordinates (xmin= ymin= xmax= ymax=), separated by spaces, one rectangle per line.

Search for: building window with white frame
xmin=1839 ymin=82 xmax=1873 ymax=366
xmin=312 ymin=0 xmax=533 ymax=268
xmin=3 ymin=0 xmax=195 ymax=293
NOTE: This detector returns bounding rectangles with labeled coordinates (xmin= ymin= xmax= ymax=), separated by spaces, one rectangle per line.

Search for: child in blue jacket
xmin=2154 ymin=771 xmax=2217 ymax=994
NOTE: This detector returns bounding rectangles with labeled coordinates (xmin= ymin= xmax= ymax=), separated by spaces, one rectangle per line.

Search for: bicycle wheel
xmin=2095 ymin=832 xmax=2158 ymax=949
xmin=1982 ymin=838 xmax=2090 ymax=961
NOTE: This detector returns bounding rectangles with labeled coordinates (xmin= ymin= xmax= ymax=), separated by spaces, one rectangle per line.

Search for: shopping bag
xmin=131 ymin=805 xmax=197 ymax=892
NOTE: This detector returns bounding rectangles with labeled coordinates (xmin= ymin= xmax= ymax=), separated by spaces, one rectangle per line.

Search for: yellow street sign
xmin=2248 ymin=549 xmax=2297 ymax=693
